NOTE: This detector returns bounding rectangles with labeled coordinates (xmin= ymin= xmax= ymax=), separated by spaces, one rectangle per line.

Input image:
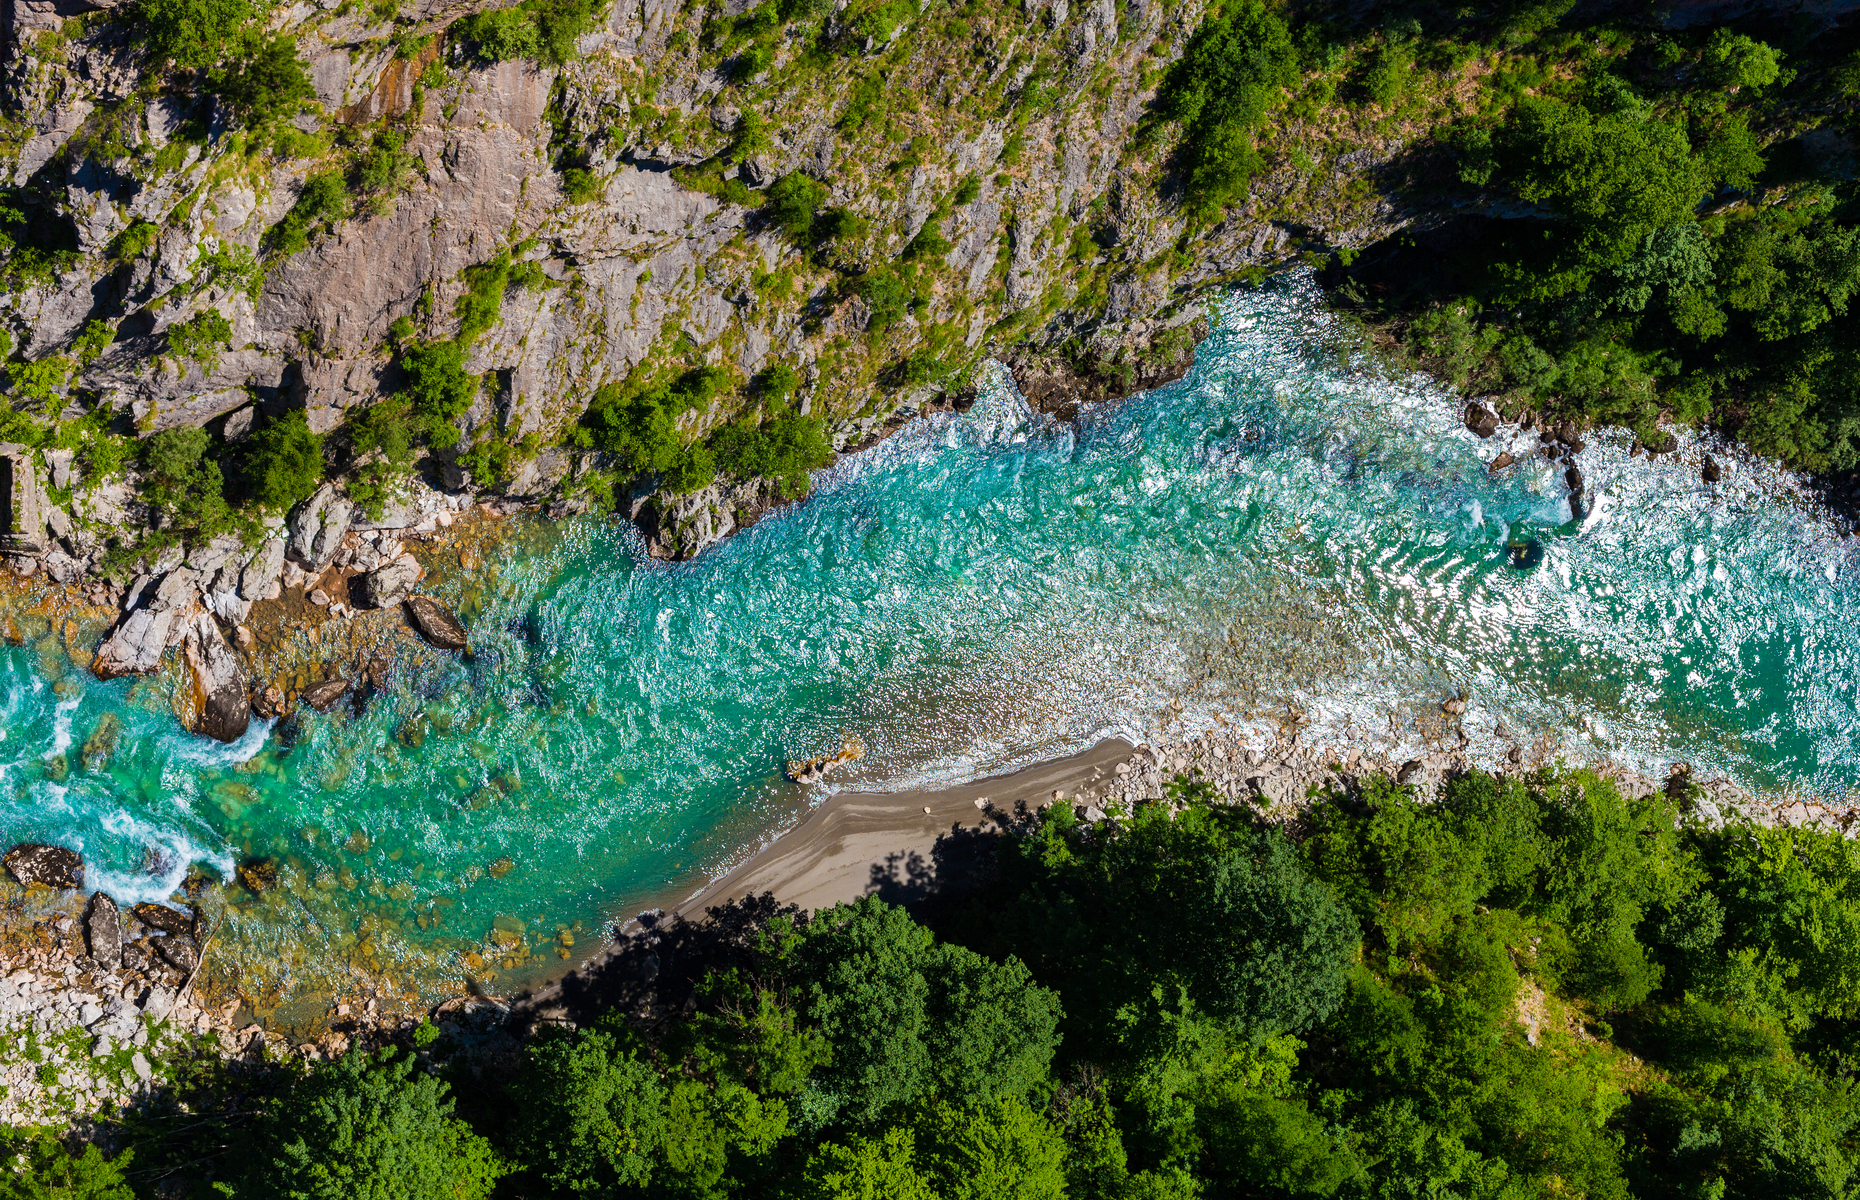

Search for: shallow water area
xmin=0 ymin=272 xmax=1855 ymax=1018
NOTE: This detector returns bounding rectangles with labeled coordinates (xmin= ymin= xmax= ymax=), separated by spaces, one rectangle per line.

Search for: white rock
xmin=90 ymin=1035 xmax=111 ymax=1057
xmin=131 ymin=1052 xmax=151 ymax=1082
xmin=78 ymin=1002 xmax=102 ymax=1026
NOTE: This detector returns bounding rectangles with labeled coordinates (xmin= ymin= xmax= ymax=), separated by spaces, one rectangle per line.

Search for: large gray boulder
xmin=239 ymin=537 xmax=287 ymax=600
xmin=93 ymin=606 xmax=185 ymax=678
xmin=181 ymin=612 xmax=250 ymax=743
xmin=358 ymin=554 xmax=424 ymax=608
xmin=286 ymin=485 xmax=354 ymax=570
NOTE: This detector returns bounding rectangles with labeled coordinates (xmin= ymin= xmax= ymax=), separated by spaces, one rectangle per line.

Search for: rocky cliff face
xmin=0 ymin=0 xmax=1414 ymax=706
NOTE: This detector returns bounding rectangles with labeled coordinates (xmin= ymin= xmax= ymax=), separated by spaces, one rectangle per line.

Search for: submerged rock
xmin=786 ymin=738 xmax=864 ymax=785
xmin=238 ymin=857 xmax=279 ymax=893
xmin=1487 ymin=451 xmax=1515 ymax=474
xmin=84 ymin=892 xmax=122 ymax=968
xmin=404 ymin=596 xmax=469 ymax=652
xmin=360 ymin=554 xmax=424 ymax=608
xmin=1702 ymin=455 xmax=1722 ymax=484
xmin=182 ymin=612 xmax=250 ymax=743
xmin=5 ymin=843 xmax=81 ymax=888
xmin=81 ymin=712 xmax=121 ymax=771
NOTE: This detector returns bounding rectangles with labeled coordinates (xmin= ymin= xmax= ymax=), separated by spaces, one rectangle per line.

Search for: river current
xmin=0 ymin=273 xmax=1852 ymax=1006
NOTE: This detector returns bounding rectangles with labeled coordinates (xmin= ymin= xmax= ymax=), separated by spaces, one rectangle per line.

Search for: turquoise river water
xmin=0 ymin=273 xmax=1853 ymax=999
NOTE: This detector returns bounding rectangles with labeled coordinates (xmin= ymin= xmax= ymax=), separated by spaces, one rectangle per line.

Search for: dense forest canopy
xmin=19 ymin=766 xmax=1860 ymax=1199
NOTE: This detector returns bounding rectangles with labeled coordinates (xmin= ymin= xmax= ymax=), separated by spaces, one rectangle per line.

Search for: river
xmin=0 ymin=272 xmax=1852 ymax=1012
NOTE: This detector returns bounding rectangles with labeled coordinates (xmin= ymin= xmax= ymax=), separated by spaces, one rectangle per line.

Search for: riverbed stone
xmin=404 ymin=596 xmax=468 ymax=651
xmin=132 ymin=903 xmax=192 ymax=937
xmin=5 ymin=843 xmax=81 ymax=888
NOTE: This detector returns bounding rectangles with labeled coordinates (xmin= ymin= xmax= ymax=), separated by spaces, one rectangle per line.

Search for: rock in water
xmin=238 ymin=858 xmax=279 ymax=893
xmin=359 ymin=555 xmax=424 ymax=609
xmin=1464 ymin=403 xmax=1499 ymax=438
xmin=85 ymin=892 xmax=122 ymax=968
xmin=404 ymin=596 xmax=469 ymax=651
xmin=1487 ymin=451 xmax=1515 ymax=475
xmin=182 ymin=613 xmax=250 ymax=743
xmin=1702 ymin=455 xmax=1722 ymax=484
xmin=5 ymin=843 xmax=81 ymax=887
xmin=132 ymin=903 xmax=193 ymax=937
xmin=302 ymin=678 xmax=351 ymax=712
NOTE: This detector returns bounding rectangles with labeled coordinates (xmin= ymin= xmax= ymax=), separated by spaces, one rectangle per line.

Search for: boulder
xmin=1702 ymin=455 xmax=1722 ymax=484
xmin=155 ymin=935 xmax=198 ymax=974
xmin=84 ymin=892 xmax=122 ymax=968
xmin=302 ymin=678 xmax=350 ymax=711
xmin=1564 ymin=465 xmax=1583 ymax=492
xmin=132 ymin=902 xmax=192 ymax=937
xmin=93 ymin=605 xmax=184 ymax=678
xmin=286 ymin=485 xmax=354 ymax=569
xmin=238 ymin=537 xmax=287 ymax=600
xmin=181 ymin=612 xmax=250 ymax=743
xmin=404 ymin=595 xmax=469 ymax=651
xmin=1246 ymin=765 xmax=1303 ymax=807
xmin=5 ymin=843 xmax=81 ymax=888
xmin=1487 ymin=451 xmax=1515 ymax=474
xmin=359 ymin=554 xmax=424 ymax=609
xmin=1464 ymin=403 xmax=1499 ymax=438
xmin=1396 ymin=759 xmax=1427 ymax=785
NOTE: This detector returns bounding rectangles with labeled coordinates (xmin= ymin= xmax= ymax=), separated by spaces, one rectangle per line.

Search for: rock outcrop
xmin=288 ymin=486 xmax=356 ymax=570
xmin=302 ymin=678 xmax=351 ymax=711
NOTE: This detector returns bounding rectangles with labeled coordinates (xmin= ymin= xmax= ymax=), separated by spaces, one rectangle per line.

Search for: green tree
xmin=1699 ymin=30 xmax=1783 ymax=90
xmin=268 ymin=172 xmax=350 ymax=256
xmin=400 ymin=340 xmax=479 ymax=447
xmin=167 ymin=308 xmax=234 ymax=373
xmin=917 ymin=1098 xmax=1069 ymax=1200
xmin=258 ymin=1048 xmax=505 ymax=1200
xmin=0 ymin=1135 xmax=132 ymax=1200
xmin=246 ymin=409 xmax=324 ymax=510
xmin=766 ymin=174 xmax=828 ymax=241
xmin=1156 ymin=0 xmax=1300 ymax=216
xmin=509 ymin=1029 xmax=667 ymax=1197
xmin=138 ymin=0 xmax=258 ymax=67
xmin=799 ymin=1128 xmax=936 ymax=1200
xmin=140 ymin=426 xmax=232 ymax=543
xmin=793 ymin=897 xmax=1062 ymax=1122
xmin=211 ymin=34 xmax=315 ymax=126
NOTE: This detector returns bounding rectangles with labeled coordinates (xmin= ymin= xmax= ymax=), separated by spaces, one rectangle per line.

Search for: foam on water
xmin=0 ymin=272 xmax=1851 ymax=992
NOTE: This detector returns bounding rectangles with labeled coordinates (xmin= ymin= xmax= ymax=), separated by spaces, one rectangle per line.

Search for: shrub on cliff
xmin=579 ymin=367 xmax=731 ymax=493
xmin=165 ymin=307 xmax=233 ymax=374
xmin=266 ymin=172 xmax=350 ymax=257
xmin=244 ymin=409 xmax=325 ymax=511
xmin=400 ymin=339 xmax=479 ymax=448
xmin=458 ymin=0 xmax=602 ymax=66
xmin=1155 ymin=0 xmax=1300 ymax=219
xmin=766 ymin=173 xmax=828 ymax=242
xmin=0 ymin=1133 xmax=133 ymax=1200
xmin=137 ymin=0 xmax=258 ymax=68
xmin=255 ymin=1048 xmax=505 ymax=1200
xmin=210 ymin=33 xmax=314 ymax=126
xmin=140 ymin=425 xmax=233 ymax=544
xmin=710 ymin=411 xmax=831 ymax=498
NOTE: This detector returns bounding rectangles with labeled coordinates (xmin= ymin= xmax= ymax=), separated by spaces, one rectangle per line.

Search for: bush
xmin=766 ymin=173 xmax=828 ymax=241
xmin=562 ymin=166 xmax=603 ymax=204
xmin=580 ymin=367 xmax=730 ymax=492
xmin=256 ymin=1049 xmax=504 ymax=1200
xmin=245 ymin=409 xmax=324 ymax=510
xmin=400 ymin=340 xmax=479 ymax=447
xmin=108 ymin=220 xmax=159 ymax=263
xmin=1155 ymin=0 xmax=1300 ymax=217
xmin=1359 ymin=37 xmax=1413 ymax=107
xmin=857 ymin=271 xmax=910 ymax=331
xmin=347 ymin=395 xmax=417 ymax=518
xmin=137 ymin=0 xmax=258 ymax=68
xmin=140 ymin=426 xmax=232 ymax=543
xmin=352 ymin=130 xmax=416 ymax=217
xmin=711 ymin=412 xmax=831 ymax=498
xmin=267 ymin=172 xmax=350 ymax=256
xmin=166 ymin=308 xmax=233 ymax=373
xmin=210 ymin=34 xmax=314 ymax=127
xmin=458 ymin=0 xmax=602 ymax=66
xmin=0 ymin=1133 xmax=133 ymax=1200
xmin=1699 ymin=29 xmax=1782 ymax=90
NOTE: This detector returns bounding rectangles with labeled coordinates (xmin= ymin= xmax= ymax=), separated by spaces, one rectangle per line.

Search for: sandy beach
xmin=670 ymin=737 xmax=1143 ymax=919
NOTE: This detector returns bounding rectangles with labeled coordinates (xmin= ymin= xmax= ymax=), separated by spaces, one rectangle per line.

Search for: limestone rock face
xmin=4 ymin=843 xmax=81 ymax=888
xmin=84 ymin=892 xmax=122 ymax=969
xmin=404 ymin=596 xmax=469 ymax=652
xmin=358 ymin=554 xmax=424 ymax=609
xmin=181 ymin=612 xmax=250 ymax=744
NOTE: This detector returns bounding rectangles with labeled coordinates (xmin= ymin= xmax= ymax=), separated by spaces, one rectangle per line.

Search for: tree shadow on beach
xmin=517 ymin=801 xmax=1048 ymax=1029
